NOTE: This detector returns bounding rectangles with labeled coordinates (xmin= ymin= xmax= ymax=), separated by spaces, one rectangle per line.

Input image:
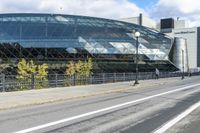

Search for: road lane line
xmin=15 ymin=83 xmax=200 ymax=133
xmin=153 ymin=100 xmax=200 ymax=133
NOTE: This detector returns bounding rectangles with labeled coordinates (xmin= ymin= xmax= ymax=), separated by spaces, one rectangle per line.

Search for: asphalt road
xmin=1 ymin=77 xmax=200 ymax=133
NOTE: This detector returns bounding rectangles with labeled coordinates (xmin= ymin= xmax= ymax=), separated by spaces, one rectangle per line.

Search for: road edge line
xmin=153 ymin=100 xmax=200 ymax=133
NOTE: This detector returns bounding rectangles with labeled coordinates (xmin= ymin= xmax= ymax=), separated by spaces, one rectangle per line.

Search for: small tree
xmin=16 ymin=59 xmax=48 ymax=90
xmin=66 ymin=61 xmax=76 ymax=77
xmin=27 ymin=60 xmax=37 ymax=74
xmin=17 ymin=59 xmax=34 ymax=90
xmin=66 ymin=58 xmax=93 ymax=85
xmin=35 ymin=63 xmax=48 ymax=89
xmin=85 ymin=58 xmax=93 ymax=77
xmin=17 ymin=59 xmax=27 ymax=80
xmin=75 ymin=60 xmax=84 ymax=81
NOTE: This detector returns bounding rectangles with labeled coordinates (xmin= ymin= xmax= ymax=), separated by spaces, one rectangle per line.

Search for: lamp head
xmin=134 ymin=31 xmax=140 ymax=37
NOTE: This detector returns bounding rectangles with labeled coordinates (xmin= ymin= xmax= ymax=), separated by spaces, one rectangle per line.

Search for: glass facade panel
xmin=0 ymin=13 xmax=178 ymax=73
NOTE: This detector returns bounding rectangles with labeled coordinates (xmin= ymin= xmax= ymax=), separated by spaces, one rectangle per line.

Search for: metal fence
xmin=0 ymin=71 xmax=199 ymax=92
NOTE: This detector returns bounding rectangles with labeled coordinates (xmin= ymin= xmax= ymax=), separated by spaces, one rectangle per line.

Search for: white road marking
xmin=15 ymin=83 xmax=200 ymax=133
xmin=153 ymin=100 xmax=200 ymax=133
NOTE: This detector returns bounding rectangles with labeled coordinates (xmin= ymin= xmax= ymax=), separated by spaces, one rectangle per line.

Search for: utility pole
xmin=182 ymin=50 xmax=185 ymax=80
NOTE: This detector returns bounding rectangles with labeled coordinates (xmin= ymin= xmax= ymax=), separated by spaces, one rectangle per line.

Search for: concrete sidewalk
xmin=0 ymin=77 xmax=192 ymax=110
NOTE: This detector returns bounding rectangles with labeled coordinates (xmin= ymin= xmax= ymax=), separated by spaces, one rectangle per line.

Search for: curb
xmin=0 ymin=80 xmax=172 ymax=110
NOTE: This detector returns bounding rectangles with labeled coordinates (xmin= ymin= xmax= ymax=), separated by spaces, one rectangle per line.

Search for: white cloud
xmin=1 ymin=0 xmax=200 ymax=27
xmin=0 ymin=0 xmax=145 ymax=19
xmin=150 ymin=0 xmax=200 ymax=27
xmin=156 ymin=0 xmax=200 ymax=14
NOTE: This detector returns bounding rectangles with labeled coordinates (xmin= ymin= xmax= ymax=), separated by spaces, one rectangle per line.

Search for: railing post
xmin=89 ymin=75 xmax=93 ymax=84
xmin=55 ymin=73 xmax=58 ymax=87
xmin=114 ymin=73 xmax=116 ymax=82
xmin=2 ymin=74 xmax=5 ymax=92
xmin=73 ymin=74 xmax=76 ymax=86
xmin=102 ymin=73 xmax=105 ymax=83
xmin=31 ymin=74 xmax=35 ymax=89
xmin=123 ymin=73 xmax=126 ymax=81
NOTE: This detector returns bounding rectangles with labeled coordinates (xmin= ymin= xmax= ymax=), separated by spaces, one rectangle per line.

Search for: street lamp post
xmin=182 ymin=49 xmax=185 ymax=80
xmin=134 ymin=31 xmax=140 ymax=85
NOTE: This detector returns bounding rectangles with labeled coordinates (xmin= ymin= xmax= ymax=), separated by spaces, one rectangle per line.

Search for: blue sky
xmin=130 ymin=0 xmax=158 ymax=8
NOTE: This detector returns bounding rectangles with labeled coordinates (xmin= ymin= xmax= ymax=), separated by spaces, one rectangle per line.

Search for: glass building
xmin=0 ymin=13 xmax=178 ymax=74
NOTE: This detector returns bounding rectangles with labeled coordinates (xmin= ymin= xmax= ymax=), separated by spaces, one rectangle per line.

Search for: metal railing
xmin=0 ymin=71 xmax=199 ymax=92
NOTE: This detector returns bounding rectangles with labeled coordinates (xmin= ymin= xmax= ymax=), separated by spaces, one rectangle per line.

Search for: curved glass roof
xmin=0 ymin=13 xmax=172 ymax=60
